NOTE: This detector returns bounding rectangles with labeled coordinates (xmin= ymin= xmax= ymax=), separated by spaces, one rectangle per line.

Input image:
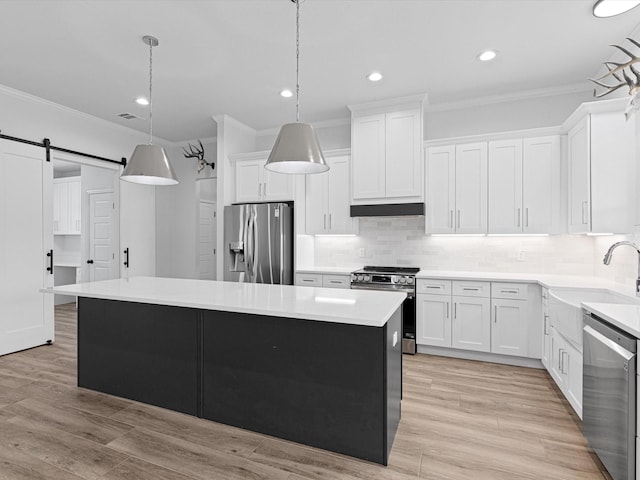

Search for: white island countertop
xmin=42 ymin=276 xmax=406 ymax=328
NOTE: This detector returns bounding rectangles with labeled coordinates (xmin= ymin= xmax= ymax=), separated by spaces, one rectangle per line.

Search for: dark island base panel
xmin=77 ymin=297 xmax=402 ymax=465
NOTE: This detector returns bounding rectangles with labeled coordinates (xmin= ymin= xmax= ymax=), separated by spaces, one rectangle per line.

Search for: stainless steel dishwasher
xmin=583 ymin=311 xmax=636 ymax=480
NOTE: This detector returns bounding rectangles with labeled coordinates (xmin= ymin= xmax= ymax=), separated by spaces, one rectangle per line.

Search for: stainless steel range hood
xmin=350 ymin=203 xmax=425 ymax=217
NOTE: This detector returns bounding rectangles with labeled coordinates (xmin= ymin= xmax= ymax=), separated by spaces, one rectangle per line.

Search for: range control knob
xmin=357 ymin=274 xmax=364 ymax=282
xmin=351 ymin=274 xmax=358 ymax=282
xmin=398 ymin=277 xmax=406 ymax=284
xmin=406 ymin=277 xmax=415 ymax=284
xmin=363 ymin=275 xmax=371 ymax=282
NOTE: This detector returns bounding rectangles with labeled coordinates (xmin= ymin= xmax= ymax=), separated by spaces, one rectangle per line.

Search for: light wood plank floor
xmin=0 ymin=303 xmax=611 ymax=480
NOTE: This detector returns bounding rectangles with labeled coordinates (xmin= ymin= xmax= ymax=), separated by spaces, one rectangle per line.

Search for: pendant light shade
xmin=121 ymin=35 xmax=178 ymax=186
xmin=122 ymin=145 xmax=178 ymax=185
xmin=265 ymin=0 xmax=328 ymax=175
xmin=266 ymin=123 xmax=328 ymax=174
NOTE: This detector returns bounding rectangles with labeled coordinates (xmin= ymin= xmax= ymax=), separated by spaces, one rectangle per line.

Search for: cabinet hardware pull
xmin=263 ymin=182 xmax=267 ymax=196
xmin=303 ymin=279 xmax=314 ymax=282
xmin=494 ymin=305 xmax=498 ymax=323
xmin=329 ymin=213 xmax=332 ymax=230
xmin=453 ymin=302 xmax=457 ymax=319
xmin=87 ymin=259 xmax=94 ymax=264
xmin=517 ymin=208 xmax=521 ymax=227
xmin=446 ymin=302 xmax=450 ymax=318
xmin=457 ymin=210 xmax=461 ymax=229
xmin=323 ymin=214 xmax=326 ymax=230
xmin=426 ymin=285 xmax=441 ymax=289
xmin=330 ymin=280 xmax=341 ymax=284
xmin=123 ymin=248 xmax=129 ymax=268
xmin=501 ymin=289 xmax=519 ymax=294
xmin=46 ymin=249 xmax=53 ymax=274
xmin=450 ymin=210 xmax=454 ymax=229
xmin=543 ymin=315 xmax=548 ymax=335
xmin=462 ymin=287 xmax=479 ymax=291
xmin=581 ymin=201 xmax=588 ymax=225
xmin=525 ymin=208 xmax=529 ymax=227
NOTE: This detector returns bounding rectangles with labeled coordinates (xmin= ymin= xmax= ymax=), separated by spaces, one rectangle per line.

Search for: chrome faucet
xmin=603 ymin=241 xmax=640 ymax=296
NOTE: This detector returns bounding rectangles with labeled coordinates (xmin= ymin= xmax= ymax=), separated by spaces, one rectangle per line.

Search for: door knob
xmin=87 ymin=259 xmax=94 ymax=264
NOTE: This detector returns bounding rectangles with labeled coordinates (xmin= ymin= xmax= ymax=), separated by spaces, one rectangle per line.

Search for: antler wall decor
xmin=183 ymin=140 xmax=214 ymax=174
xmin=590 ymin=37 xmax=640 ymax=119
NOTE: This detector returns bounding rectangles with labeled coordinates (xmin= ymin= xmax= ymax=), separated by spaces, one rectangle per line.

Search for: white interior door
xmin=120 ymin=180 xmax=156 ymax=278
xmin=198 ymin=200 xmax=216 ymax=280
xmin=0 ymin=140 xmax=53 ymax=356
xmin=89 ymin=191 xmax=115 ymax=281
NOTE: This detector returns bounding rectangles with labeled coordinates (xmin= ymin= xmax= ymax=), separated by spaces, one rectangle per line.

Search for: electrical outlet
xmin=358 ymin=247 xmax=366 ymax=258
xmin=517 ymin=250 xmax=525 ymax=262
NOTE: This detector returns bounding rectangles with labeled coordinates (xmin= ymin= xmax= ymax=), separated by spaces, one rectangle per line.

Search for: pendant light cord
xmin=295 ymin=0 xmax=300 ymax=123
xmin=149 ymin=40 xmax=153 ymax=145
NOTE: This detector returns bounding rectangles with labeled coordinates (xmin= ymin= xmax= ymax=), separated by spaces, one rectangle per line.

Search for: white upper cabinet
xmin=233 ymin=155 xmax=294 ymax=204
xmin=349 ymin=96 xmax=424 ymax=205
xmin=566 ymin=104 xmax=635 ymax=234
xmin=53 ymin=176 xmax=81 ymax=235
xmin=426 ymin=142 xmax=487 ymax=234
xmin=306 ymin=155 xmax=357 ymax=235
xmin=488 ymin=136 xmax=560 ymax=234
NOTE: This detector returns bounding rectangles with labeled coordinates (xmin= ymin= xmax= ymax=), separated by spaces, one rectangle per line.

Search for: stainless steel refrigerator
xmin=224 ymin=203 xmax=293 ymax=284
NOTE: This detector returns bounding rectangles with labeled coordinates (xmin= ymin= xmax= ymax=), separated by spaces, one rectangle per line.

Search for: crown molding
xmin=211 ymin=114 xmax=256 ymax=136
xmin=229 ymin=147 xmax=350 ymax=163
xmin=562 ymin=96 xmax=630 ymax=132
xmin=0 ymin=83 xmax=174 ymax=147
xmin=256 ymin=117 xmax=350 ymax=137
xmin=174 ymin=135 xmax=217 ymax=147
xmin=426 ymin=82 xmax=592 ymax=113
xmin=424 ymin=126 xmax=563 ymax=148
xmin=347 ymin=93 xmax=428 ymax=114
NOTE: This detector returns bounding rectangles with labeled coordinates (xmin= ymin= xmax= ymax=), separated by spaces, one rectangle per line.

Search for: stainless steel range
xmin=350 ymin=266 xmax=419 ymax=354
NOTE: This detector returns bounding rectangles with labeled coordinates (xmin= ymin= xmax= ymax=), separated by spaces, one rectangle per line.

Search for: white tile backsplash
xmin=313 ymin=217 xmax=638 ymax=288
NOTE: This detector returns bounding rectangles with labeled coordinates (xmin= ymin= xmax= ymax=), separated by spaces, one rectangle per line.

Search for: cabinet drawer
xmin=491 ymin=282 xmax=528 ymax=300
xmin=452 ymin=281 xmax=490 ymax=298
xmin=322 ymin=274 xmax=350 ymax=289
xmin=416 ymin=279 xmax=452 ymax=295
xmin=295 ymin=273 xmax=323 ymax=287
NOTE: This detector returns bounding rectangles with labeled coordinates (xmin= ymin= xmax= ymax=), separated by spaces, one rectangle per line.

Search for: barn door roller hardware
xmin=0 ymin=130 xmax=127 ymax=166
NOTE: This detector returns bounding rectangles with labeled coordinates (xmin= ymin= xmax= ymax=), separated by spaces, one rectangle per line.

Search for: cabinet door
xmin=305 ymin=169 xmax=329 ymax=234
xmin=567 ymin=116 xmax=591 ymax=233
xmin=548 ymin=327 xmax=566 ymax=388
xmin=351 ymin=114 xmax=386 ymax=200
xmin=263 ymin=168 xmax=294 ymax=202
xmin=523 ymin=136 xmax=560 ymax=234
xmin=52 ymin=181 xmax=66 ymax=234
xmin=488 ymin=140 xmax=522 ymax=234
xmin=235 ymin=160 xmax=263 ymax=203
xmin=68 ymin=178 xmax=81 ymax=234
xmin=564 ymin=342 xmax=583 ymax=418
xmin=425 ymin=146 xmax=456 ymax=234
xmin=455 ymin=142 xmax=487 ymax=234
xmin=326 ymin=156 xmax=356 ymax=234
xmin=385 ymin=110 xmax=422 ymax=199
xmin=416 ymin=294 xmax=451 ymax=347
xmin=491 ymin=299 xmax=528 ymax=357
xmin=451 ymin=296 xmax=490 ymax=352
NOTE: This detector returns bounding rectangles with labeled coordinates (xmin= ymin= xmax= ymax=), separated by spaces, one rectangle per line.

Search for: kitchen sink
xmin=547 ymin=287 xmax=639 ymax=349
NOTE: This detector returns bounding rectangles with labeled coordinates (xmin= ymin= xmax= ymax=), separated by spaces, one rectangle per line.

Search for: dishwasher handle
xmin=584 ymin=325 xmax=636 ymax=364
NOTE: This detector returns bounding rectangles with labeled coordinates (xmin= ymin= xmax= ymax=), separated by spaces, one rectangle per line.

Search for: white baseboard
xmin=416 ymin=345 xmax=544 ymax=369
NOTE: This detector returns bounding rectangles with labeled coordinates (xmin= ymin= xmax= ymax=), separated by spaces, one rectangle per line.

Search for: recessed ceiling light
xmin=593 ymin=0 xmax=640 ymax=17
xmin=136 ymin=97 xmax=149 ymax=105
xmin=280 ymin=89 xmax=293 ymax=98
xmin=367 ymin=72 xmax=383 ymax=82
xmin=477 ymin=50 xmax=497 ymax=62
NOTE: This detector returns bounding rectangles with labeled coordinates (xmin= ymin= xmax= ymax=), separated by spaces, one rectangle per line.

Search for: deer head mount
xmin=590 ymin=37 xmax=640 ymax=119
xmin=183 ymin=140 xmax=215 ymax=174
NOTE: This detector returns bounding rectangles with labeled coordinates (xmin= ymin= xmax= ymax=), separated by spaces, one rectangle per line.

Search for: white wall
xmin=425 ymin=90 xmax=594 ymax=140
xmin=0 ymin=84 xmax=161 ymax=278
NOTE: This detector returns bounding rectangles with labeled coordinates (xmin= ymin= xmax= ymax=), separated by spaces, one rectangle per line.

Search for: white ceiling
xmin=1 ymin=0 xmax=640 ymax=142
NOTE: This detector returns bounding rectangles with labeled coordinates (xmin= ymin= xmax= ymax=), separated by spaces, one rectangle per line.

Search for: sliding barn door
xmin=0 ymin=140 xmax=53 ymax=356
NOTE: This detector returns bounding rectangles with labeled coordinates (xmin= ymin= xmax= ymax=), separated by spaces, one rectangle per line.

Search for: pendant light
xmin=121 ymin=35 xmax=178 ymax=185
xmin=593 ymin=0 xmax=640 ymax=17
xmin=265 ymin=0 xmax=328 ymax=175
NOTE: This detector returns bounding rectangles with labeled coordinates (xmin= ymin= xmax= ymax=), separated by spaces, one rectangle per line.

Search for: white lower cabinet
xmin=549 ymin=325 xmax=582 ymax=418
xmin=295 ymin=272 xmax=350 ymax=289
xmin=451 ymin=296 xmax=490 ymax=352
xmin=491 ymin=299 xmax=528 ymax=357
xmin=541 ymin=288 xmax=550 ymax=369
xmin=416 ymin=293 xmax=451 ymax=347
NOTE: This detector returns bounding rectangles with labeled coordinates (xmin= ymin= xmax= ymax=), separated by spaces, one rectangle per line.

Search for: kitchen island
xmin=43 ymin=276 xmax=405 ymax=465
